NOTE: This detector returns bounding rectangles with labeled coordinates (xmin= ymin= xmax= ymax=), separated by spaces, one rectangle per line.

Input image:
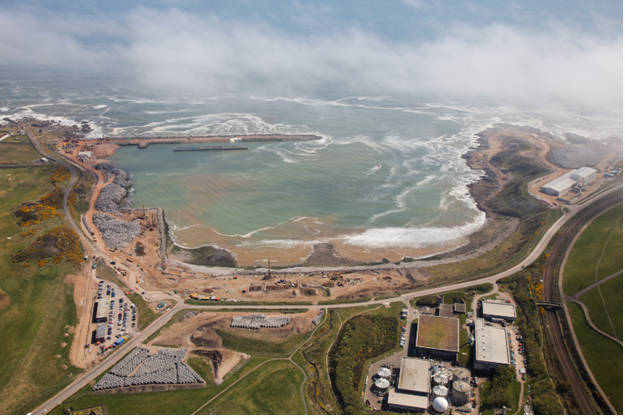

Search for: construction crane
xmin=262 ymin=259 xmax=278 ymax=280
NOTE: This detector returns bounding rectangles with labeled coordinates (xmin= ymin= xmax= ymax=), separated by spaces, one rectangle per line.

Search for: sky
xmin=0 ymin=0 xmax=622 ymax=110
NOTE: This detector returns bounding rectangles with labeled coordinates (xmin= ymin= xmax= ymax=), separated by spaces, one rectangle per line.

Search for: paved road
xmin=543 ymin=191 xmax=623 ymax=415
xmin=32 ymin=178 xmax=622 ymax=414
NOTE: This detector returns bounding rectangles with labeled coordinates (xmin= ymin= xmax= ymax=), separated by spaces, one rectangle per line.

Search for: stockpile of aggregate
xmin=92 ymin=213 xmax=140 ymax=249
xmin=230 ymin=313 xmax=292 ymax=329
xmin=93 ymin=347 xmax=204 ymax=391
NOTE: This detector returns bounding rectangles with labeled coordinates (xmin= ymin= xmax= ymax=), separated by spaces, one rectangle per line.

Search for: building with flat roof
xmin=387 ymin=388 xmax=429 ymax=413
xmin=94 ymin=298 xmax=109 ymax=323
xmin=540 ymin=166 xmax=596 ymax=196
xmin=387 ymin=357 xmax=431 ymax=413
xmin=397 ymin=357 xmax=431 ymax=395
xmin=415 ymin=315 xmax=459 ymax=360
xmin=474 ymin=318 xmax=511 ymax=371
xmin=482 ymin=299 xmax=517 ymax=322
xmin=95 ymin=324 xmax=107 ymax=343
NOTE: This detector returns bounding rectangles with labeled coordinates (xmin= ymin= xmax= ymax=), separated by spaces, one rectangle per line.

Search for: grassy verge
xmin=567 ymin=302 xmax=623 ymax=413
xmin=318 ymin=296 xmax=371 ymax=305
xmin=562 ymin=204 xmax=623 ymax=295
xmin=187 ymin=299 xmax=313 ymax=306
xmin=216 ymin=327 xmax=312 ymax=357
xmin=199 ymin=360 xmax=305 ymax=415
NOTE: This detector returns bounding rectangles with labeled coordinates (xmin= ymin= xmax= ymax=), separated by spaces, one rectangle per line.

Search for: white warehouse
xmin=540 ymin=167 xmax=596 ymax=196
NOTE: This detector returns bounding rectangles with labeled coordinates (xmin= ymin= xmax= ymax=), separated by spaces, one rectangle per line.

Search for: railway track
xmin=542 ymin=191 xmax=623 ymax=415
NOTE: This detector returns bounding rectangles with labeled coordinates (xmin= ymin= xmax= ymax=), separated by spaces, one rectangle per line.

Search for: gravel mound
xmin=92 ymin=213 xmax=140 ymax=249
xmin=553 ymin=145 xmax=611 ymax=169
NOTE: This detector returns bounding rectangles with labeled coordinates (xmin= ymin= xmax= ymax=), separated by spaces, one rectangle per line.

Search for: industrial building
xmin=387 ymin=357 xmax=431 ymax=413
xmin=540 ymin=166 xmax=597 ymax=196
xmin=482 ymin=299 xmax=517 ymax=322
xmin=415 ymin=315 xmax=459 ymax=360
xmin=473 ymin=318 xmax=511 ymax=371
xmin=95 ymin=324 xmax=107 ymax=343
xmin=94 ymin=298 xmax=109 ymax=323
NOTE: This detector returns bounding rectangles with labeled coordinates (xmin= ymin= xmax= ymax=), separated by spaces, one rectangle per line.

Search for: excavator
xmin=331 ymin=261 xmax=354 ymax=281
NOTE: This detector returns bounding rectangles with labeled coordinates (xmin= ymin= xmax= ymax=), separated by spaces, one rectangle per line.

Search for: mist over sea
xmin=0 ymin=0 xmax=621 ymax=264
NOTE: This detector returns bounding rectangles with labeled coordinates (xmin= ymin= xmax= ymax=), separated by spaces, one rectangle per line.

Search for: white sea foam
xmin=369 ymin=175 xmax=437 ymax=223
xmin=92 ymin=104 xmax=107 ymax=110
xmin=342 ymin=212 xmax=486 ymax=249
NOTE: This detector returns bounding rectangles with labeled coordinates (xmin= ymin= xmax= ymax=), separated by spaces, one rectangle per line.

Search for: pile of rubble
xmin=92 ymin=213 xmax=140 ymax=249
xmin=95 ymin=183 xmax=127 ymax=215
xmin=230 ymin=313 xmax=292 ymax=329
xmin=93 ymin=347 xmax=204 ymax=391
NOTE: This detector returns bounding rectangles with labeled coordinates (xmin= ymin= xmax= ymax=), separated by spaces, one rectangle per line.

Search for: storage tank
xmin=377 ymin=367 xmax=391 ymax=378
xmin=436 ymin=294 xmax=444 ymax=305
xmin=452 ymin=380 xmax=471 ymax=406
xmin=452 ymin=367 xmax=471 ymax=383
xmin=432 ymin=373 xmax=448 ymax=386
xmin=432 ymin=397 xmax=449 ymax=413
xmin=432 ymin=385 xmax=448 ymax=397
xmin=374 ymin=378 xmax=390 ymax=393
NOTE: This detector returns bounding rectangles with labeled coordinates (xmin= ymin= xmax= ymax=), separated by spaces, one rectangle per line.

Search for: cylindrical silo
xmin=452 ymin=380 xmax=471 ymax=406
xmin=452 ymin=367 xmax=471 ymax=383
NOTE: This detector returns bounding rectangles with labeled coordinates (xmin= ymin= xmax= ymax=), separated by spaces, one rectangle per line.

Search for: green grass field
xmin=563 ymin=204 xmax=623 ymax=295
xmin=567 ymin=302 xmax=623 ymax=413
xmin=578 ymin=275 xmax=623 ymax=341
xmin=0 ymin=165 xmax=83 ymax=414
xmin=0 ymin=135 xmax=42 ymax=163
xmin=199 ymin=360 xmax=305 ymax=414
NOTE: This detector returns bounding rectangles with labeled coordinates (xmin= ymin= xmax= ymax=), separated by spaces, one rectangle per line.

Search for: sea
xmin=0 ymin=1 xmax=621 ymax=266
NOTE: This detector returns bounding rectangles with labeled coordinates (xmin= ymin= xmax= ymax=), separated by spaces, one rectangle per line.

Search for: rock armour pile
xmin=95 ymin=183 xmax=127 ymax=215
xmin=230 ymin=313 xmax=292 ymax=329
xmin=94 ymin=162 xmax=132 ymax=188
xmin=93 ymin=347 xmax=204 ymax=391
xmin=92 ymin=213 xmax=140 ymax=249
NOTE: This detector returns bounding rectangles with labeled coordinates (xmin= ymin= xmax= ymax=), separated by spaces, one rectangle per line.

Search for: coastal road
xmin=32 ymin=183 xmax=622 ymax=414
xmin=542 ymin=191 xmax=623 ymax=415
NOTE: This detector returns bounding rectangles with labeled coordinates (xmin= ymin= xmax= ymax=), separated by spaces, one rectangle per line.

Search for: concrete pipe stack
xmin=231 ymin=313 xmax=292 ymax=329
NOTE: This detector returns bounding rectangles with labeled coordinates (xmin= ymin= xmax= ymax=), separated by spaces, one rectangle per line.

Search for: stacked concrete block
xmin=230 ymin=313 xmax=292 ymax=329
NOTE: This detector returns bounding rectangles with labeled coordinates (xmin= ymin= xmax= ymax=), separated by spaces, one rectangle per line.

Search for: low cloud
xmin=0 ymin=6 xmax=621 ymax=110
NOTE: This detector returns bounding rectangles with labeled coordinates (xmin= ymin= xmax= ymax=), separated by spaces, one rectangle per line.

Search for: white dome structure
xmin=374 ymin=378 xmax=390 ymax=389
xmin=433 ymin=374 xmax=448 ymax=386
xmin=377 ymin=367 xmax=391 ymax=378
xmin=432 ymin=397 xmax=449 ymax=413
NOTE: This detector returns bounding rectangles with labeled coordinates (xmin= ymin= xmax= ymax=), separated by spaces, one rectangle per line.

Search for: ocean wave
xmin=92 ymin=104 xmax=107 ymax=110
xmin=236 ymin=239 xmax=322 ymax=249
xmin=342 ymin=212 xmax=486 ymax=249
xmin=368 ymin=174 xmax=437 ymax=223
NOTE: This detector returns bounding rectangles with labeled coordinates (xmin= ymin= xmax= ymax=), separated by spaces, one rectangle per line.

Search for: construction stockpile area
xmin=93 ymin=347 xmax=204 ymax=391
xmin=92 ymin=213 xmax=141 ymax=249
xmin=230 ymin=313 xmax=292 ymax=329
xmin=312 ymin=311 xmax=323 ymax=326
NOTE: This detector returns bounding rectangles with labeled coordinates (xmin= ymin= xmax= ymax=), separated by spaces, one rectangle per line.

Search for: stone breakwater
xmin=92 ymin=212 xmax=141 ymax=249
